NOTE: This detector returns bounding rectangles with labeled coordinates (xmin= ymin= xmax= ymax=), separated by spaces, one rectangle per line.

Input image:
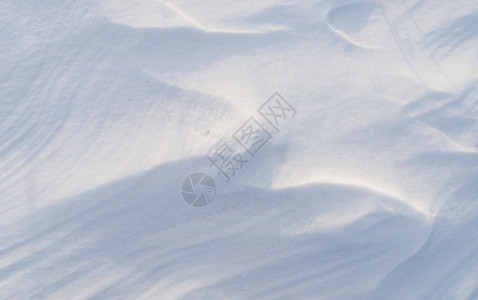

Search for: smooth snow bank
xmin=1 ymin=0 xmax=478 ymax=299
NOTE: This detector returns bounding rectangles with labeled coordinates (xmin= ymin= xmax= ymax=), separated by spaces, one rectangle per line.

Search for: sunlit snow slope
xmin=1 ymin=0 xmax=478 ymax=299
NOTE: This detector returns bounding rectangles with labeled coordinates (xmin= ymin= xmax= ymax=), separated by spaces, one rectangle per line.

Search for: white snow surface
xmin=1 ymin=0 xmax=478 ymax=299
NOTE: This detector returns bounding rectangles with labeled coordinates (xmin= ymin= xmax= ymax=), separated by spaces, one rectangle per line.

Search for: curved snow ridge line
xmin=282 ymin=177 xmax=433 ymax=220
xmin=155 ymin=0 xmax=286 ymax=34
xmin=325 ymin=1 xmax=384 ymax=50
xmin=325 ymin=22 xmax=383 ymax=50
xmin=414 ymin=119 xmax=478 ymax=154
xmin=155 ymin=0 xmax=206 ymax=31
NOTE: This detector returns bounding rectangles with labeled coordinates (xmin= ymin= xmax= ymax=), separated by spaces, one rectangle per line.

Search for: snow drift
xmin=1 ymin=0 xmax=478 ymax=298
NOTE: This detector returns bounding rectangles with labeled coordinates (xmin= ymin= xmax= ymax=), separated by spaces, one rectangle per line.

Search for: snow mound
xmin=1 ymin=0 xmax=478 ymax=298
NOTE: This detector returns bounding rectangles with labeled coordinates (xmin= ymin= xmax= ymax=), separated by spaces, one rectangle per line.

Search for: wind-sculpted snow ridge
xmin=0 ymin=156 xmax=430 ymax=299
xmin=102 ymin=0 xmax=288 ymax=33
xmin=1 ymin=0 xmax=478 ymax=299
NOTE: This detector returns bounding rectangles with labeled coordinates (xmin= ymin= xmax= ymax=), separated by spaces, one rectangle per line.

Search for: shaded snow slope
xmin=1 ymin=0 xmax=478 ymax=299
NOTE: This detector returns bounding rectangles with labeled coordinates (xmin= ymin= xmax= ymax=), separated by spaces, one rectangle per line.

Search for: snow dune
xmin=1 ymin=0 xmax=477 ymax=298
